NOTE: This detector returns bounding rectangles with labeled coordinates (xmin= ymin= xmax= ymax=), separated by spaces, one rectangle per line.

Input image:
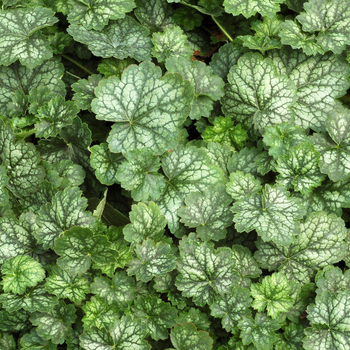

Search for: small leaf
xmin=226 ymin=171 xmax=262 ymax=200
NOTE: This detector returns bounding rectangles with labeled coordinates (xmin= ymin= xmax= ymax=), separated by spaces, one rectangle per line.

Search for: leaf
xmin=228 ymin=147 xmax=262 ymax=178
xmin=176 ymin=239 xmax=236 ymax=306
xmin=67 ymin=0 xmax=136 ymax=30
xmin=251 ymin=272 xmax=294 ymax=319
xmin=0 ymin=308 xmax=30 ymax=332
xmin=1 ymin=255 xmax=45 ymax=294
xmin=116 ymin=148 xmax=166 ymax=201
xmin=311 ymin=106 xmax=350 ymax=181
xmin=255 ymin=211 xmax=347 ymax=283
xmin=97 ymin=57 xmax=136 ymax=78
xmin=151 ymin=26 xmax=193 ymax=62
xmin=204 ymin=142 xmax=233 ymax=178
xmin=67 ymin=16 xmax=152 ymax=61
xmin=226 ymin=171 xmax=262 ymax=200
xmin=0 ymin=7 xmax=58 ymax=68
xmin=175 ymin=308 xmax=211 ymax=330
xmin=35 ymin=96 xmax=79 ymax=138
xmin=231 ymin=184 xmax=306 ymax=246
xmin=127 ymin=239 xmax=176 ymax=282
xmin=222 ymin=52 xmax=296 ymax=132
xmin=54 ymin=226 xmax=120 ymax=275
xmin=156 ymin=145 xmax=226 ymax=234
xmin=170 ymin=323 xmax=213 ymax=350
xmin=20 ymin=328 xmax=57 ymax=350
xmin=178 ymin=184 xmax=233 ymax=241
xmin=91 ymin=62 xmax=193 ymax=155
xmin=276 ymin=141 xmax=325 ymax=194
xmin=173 ymin=6 xmax=203 ymax=31
xmin=0 ymin=333 xmax=16 ymax=350
xmin=45 ymin=265 xmax=90 ymax=303
xmin=30 ymin=300 xmax=76 ymax=345
xmin=79 ymin=315 xmax=151 ymax=350
xmin=304 ymin=290 xmax=350 ymax=350
xmin=297 ymin=0 xmax=350 ymax=54
xmin=274 ymin=323 xmax=305 ymax=350
xmin=123 ymin=201 xmax=166 ymax=244
xmin=238 ymin=35 xmax=282 ymax=54
xmin=223 ymin=0 xmax=284 ymax=18
xmin=315 ymin=266 xmax=350 ymax=295
xmin=90 ymin=143 xmax=124 ymax=186
xmin=36 ymin=186 xmax=95 ymax=249
xmin=237 ymin=313 xmax=280 ymax=350
xmin=210 ymin=286 xmax=252 ymax=332
xmin=0 ymin=166 xmax=9 ymax=206
xmin=132 ymin=295 xmax=177 ymax=340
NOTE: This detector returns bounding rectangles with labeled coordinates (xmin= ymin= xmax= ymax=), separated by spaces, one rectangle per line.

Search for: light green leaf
xmin=20 ymin=328 xmax=57 ymax=350
xmin=238 ymin=35 xmax=282 ymax=54
xmin=304 ymin=290 xmax=350 ymax=350
xmin=1 ymin=255 xmax=45 ymax=294
xmin=175 ymin=307 xmax=211 ymax=330
xmin=67 ymin=0 xmax=136 ymax=30
xmin=127 ymin=239 xmax=176 ymax=282
xmin=97 ymin=57 xmax=136 ymax=78
xmin=311 ymin=107 xmax=350 ymax=181
xmin=297 ymin=0 xmax=350 ymax=54
xmin=30 ymin=300 xmax=76 ymax=345
xmin=92 ymin=62 xmax=193 ymax=155
xmin=116 ymin=148 xmax=166 ymax=201
xmin=79 ymin=315 xmax=151 ymax=350
xmin=90 ymin=143 xmax=124 ymax=186
xmin=176 ymin=239 xmax=236 ymax=306
xmin=151 ymin=26 xmax=193 ymax=62
xmin=178 ymin=184 xmax=233 ymax=242
xmin=123 ymin=201 xmax=166 ymax=244
xmin=276 ymin=141 xmax=325 ymax=194
xmin=226 ymin=171 xmax=262 ymax=200
xmin=67 ymin=16 xmax=152 ymax=61
xmin=231 ymin=184 xmax=306 ymax=246
xmin=237 ymin=313 xmax=280 ymax=350
xmin=223 ymin=0 xmax=284 ymax=18
xmin=165 ymin=57 xmax=224 ymax=120
xmin=0 ymin=7 xmax=58 ymax=68
xmin=36 ymin=186 xmax=95 ymax=249
xmin=0 ymin=333 xmax=16 ymax=350
xmin=315 ymin=266 xmax=350 ymax=295
xmin=228 ymin=147 xmax=262 ymax=178
xmin=54 ymin=226 xmax=119 ymax=275
xmin=156 ymin=145 xmax=226 ymax=234
xmin=251 ymin=272 xmax=294 ymax=319
xmin=170 ymin=323 xmax=213 ymax=350
xmin=0 ymin=166 xmax=9 ymax=206
xmin=222 ymin=52 xmax=296 ymax=132
xmin=45 ymin=265 xmax=90 ymax=303
xmin=204 ymin=142 xmax=233 ymax=178
xmin=210 ymin=286 xmax=252 ymax=332
xmin=255 ymin=211 xmax=347 ymax=283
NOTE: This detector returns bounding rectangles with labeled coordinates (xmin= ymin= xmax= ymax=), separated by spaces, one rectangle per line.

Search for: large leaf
xmin=223 ymin=0 xmax=284 ymax=18
xmin=92 ymin=62 xmax=193 ymax=155
xmin=20 ymin=328 xmax=57 ymax=350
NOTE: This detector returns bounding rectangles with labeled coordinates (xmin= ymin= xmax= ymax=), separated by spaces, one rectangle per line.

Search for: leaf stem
xmin=61 ymin=54 xmax=94 ymax=75
xmin=211 ymin=15 xmax=234 ymax=42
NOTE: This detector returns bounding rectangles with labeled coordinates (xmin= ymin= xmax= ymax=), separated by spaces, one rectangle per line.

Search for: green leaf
xmin=276 ymin=141 xmax=325 ymax=194
xmin=228 ymin=147 xmax=262 ymax=178
xmin=20 ymin=328 xmax=57 ymax=350
xmin=204 ymin=142 xmax=233 ymax=178
xmin=67 ymin=16 xmax=152 ymax=61
xmin=173 ymin=6 xmax=203 ymax=31
xmin=222 ymin=52 xmax=296 ymax=132
xmin=237 ymin=313 xmax=280 ymax=350
xmin=251 ymin=272 xmax=294 ymax=319
xmin=54 ymin=226 xmax=120 ymax=275
xmin=0 ymin=333 xmax=16 ymax=350
xmin=170 ymin=323 xmax=213 ymax=350
xmin=151 ymin=26 xmax=193 ymax=62
xmin=238 ymin=35 xmax=282 ymax=54
xmin=127 ymin=239 xmax=176 ymax=282
xmin=35 ymin=96 xmax=79 ymax=138
xmin=274 ymin=323 xmax=305 ymax=350
xmin=0 ymin=166 xmax=9 ymax=206
xmin=67 ymin=0 xmax=136 ymax=30
xmin=165 ymin=57 xmax=224 ymax=120
xmin=311 ymin=106 xmax=350 ymax=181
xmin=223 ymin=0 xmax=284 ymax=18
xmin=97 ymin=57 xmax=136 ymax=78
xmin=28 ymin=86 xmax=59 ymax=116
xmin=0 ymin=308 xmax=30 ymax=332
xmin=156 ymin=145 xmax=226 ymax=234
xmin=79 ymin=315 xmax=151 ymax=350
xmin=92 ymin=62 xmax=193 ymax=155
xmin=45 ymin=265 xmax=90 ymax=303
xmin=304 ymin=290 xmax=350 ymax=350
xmin=210 ymin=286 xmax=252 ymax=332
xmin=132 ymin=295 xmax=177 ymax=340
xmin=116 ymin=148 xmax=166 ymax=201
xmin=123 ymin=201 xmax=166 ymax=244
xmin=30 ymin=300 xmax=76 ymax=345
xmin=176 ymin=239 xmax=236 ymax=306
xmin=36 ymin=186 xmax=95 ymax=249
xmin=175 ymin=308 xmax=211 ymax=330
xmin=231 ymin=184 xmax=306 ymax=246
xmin=1 ymin=255 xmax=45 ymax=294
xmin=90 ymin=143 xmax=124 ymax=186
xmin=226 ymin=171 xmax=262 ymax=200
xmin=178 ymin=184 xmax=233 ymax=242
xmin=297 ymin=0 xmax=350 ymax=54
xmin=315 ymin=266 xmax=350 ymax=295
xmin=0 ymin=7 xmax=58 ymax=68
xmin=255 ymin=211 xmax=347 ymax=283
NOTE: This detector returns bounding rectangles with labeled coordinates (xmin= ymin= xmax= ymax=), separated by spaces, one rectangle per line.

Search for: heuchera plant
xmin=0 ymin=0 xmax=350 ymax=349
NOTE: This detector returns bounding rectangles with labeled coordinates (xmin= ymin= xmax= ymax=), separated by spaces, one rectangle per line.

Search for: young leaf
xmin=226 ymin=171 xmax=262 ymax=200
